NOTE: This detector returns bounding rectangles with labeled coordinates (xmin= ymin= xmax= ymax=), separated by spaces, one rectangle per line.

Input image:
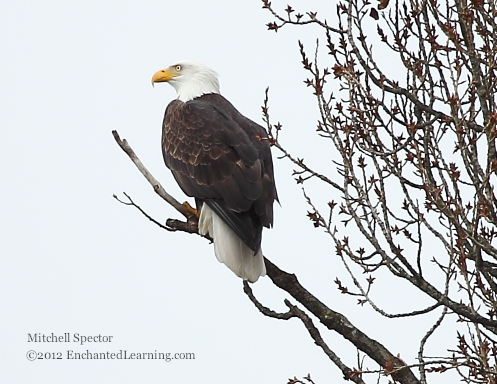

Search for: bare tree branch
xmin=113 ymin=131 xmax=422 ymax=384
xmin=112 ymin=130 xmax=193 ymax=220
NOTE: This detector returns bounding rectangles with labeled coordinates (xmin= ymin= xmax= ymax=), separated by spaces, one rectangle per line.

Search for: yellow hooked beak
xmin=151 ymin=68 xmax=177 ymax=86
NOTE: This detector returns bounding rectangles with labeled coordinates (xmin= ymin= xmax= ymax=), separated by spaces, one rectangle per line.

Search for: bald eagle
xmin=152 ymin=61 xmax=278 ymax=282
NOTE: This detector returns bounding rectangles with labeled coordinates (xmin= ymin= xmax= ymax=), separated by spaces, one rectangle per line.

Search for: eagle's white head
xmin=152 ymin=60 xmax=220 ymax=102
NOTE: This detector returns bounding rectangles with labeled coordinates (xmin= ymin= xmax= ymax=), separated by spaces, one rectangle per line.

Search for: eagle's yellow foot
xmin=182 ymin=201 xmax=200 ymax=218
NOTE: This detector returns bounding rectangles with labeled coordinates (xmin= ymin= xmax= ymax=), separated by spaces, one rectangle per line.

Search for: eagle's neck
xmin=174 ymin=73 xmax=220 ymax=102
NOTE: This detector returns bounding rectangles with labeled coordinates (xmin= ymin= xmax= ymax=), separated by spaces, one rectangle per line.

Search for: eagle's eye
xmin=175 ymin=65 xmax=182 ymax=72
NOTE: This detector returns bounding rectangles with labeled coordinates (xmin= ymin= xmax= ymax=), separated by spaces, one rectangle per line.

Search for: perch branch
xmin=113 ymin=130 xmax=421 ymax=384
xmin=112 ymin=130 xmax=193 ymax=219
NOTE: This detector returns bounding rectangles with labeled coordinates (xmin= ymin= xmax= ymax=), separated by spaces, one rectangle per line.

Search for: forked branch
xmin=113 ymin=130 xmax=421 ymax=384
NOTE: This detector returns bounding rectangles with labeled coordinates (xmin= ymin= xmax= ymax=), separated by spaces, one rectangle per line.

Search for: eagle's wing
xmin=200 ymin=94 xmax=278 ymax=228
xmin=162 ymin=95 xmax=276 ymax=251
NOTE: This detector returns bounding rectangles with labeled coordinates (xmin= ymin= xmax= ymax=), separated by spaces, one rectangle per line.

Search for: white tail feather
xmin=198 ymin=204 xmax=266 ymax=282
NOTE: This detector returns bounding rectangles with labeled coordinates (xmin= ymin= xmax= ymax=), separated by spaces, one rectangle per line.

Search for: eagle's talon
xmin=182 ymin=201 xmax=200 ymax=218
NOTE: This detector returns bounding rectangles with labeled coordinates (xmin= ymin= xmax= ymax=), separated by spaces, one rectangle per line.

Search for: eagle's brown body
xmin=161 ymin=93 xmax=277 ymax=253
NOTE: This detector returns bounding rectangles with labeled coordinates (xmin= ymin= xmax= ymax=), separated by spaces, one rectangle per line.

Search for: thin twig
xmin=113 ymin=192 xmax=174 ymax=231
xmin=112 ymin=130 xmax=193 ymax=219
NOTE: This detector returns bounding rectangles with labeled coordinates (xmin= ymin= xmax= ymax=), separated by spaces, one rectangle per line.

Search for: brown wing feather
xmin=161 ymin=94 xmax=277 ymax=250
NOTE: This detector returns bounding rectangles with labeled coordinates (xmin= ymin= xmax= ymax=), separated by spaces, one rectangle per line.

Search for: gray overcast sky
xmin=1 ymin=0 xmax=452 ymax=383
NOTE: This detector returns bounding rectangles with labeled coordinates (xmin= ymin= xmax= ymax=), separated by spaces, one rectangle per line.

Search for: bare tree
xmin=113 ymin=0 xmax=497 ymax=383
